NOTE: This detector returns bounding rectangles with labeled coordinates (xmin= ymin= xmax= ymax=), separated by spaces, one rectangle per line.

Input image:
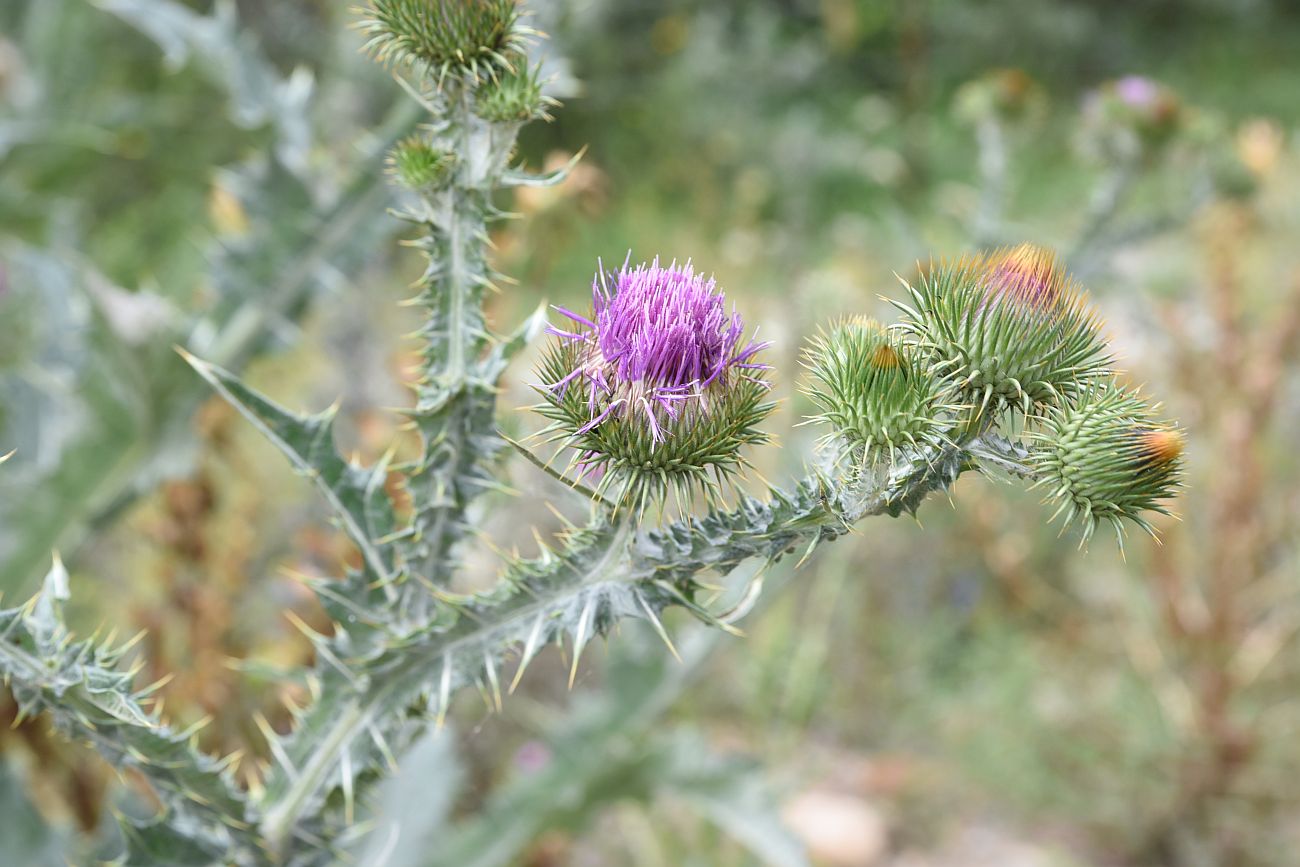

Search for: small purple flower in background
xmin=548 ymin=258 xmax=770 ymax=442
xmin=1115 ymin=75 xmax=1158 ymax=108
xmin=513 ymin=740 xmax=552 ymax=775
xmin=533 ymin=256 xmax=776 ymax=511
xmin=986 ymin=243 xmax=1063 ymax=311
xmin=1079 ymin=75 xmax=1183 ymax=163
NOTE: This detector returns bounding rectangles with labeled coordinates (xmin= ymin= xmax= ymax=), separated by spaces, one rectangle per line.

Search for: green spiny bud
xmin=357 ymin=0 xmax=529 ymax=82
xmin=474 ymin=61 xmax=550 ymax=123
xmin=801 ymin=316 xmax=956 ymax=465
xmin=1031 ymin=382 xmax=1184 ymax=545
xmin=895 ymin=244 xmax=1111 ymax=421
xmin=388 ymin=135 xmax=455 ymax=189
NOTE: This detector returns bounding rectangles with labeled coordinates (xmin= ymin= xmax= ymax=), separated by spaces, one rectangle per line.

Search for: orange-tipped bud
xmin=894 ymin=245 xmax=1111 ymax=419
xmin=988 ymin=243 xmax=1061 ymax=310
xmin=870 ymin=342 xmax=901 ymax=370
xmin=1033 ymin=383 xmax=1184 ymax=545
xmin=801 ymin=318 xmax=955 ymax=465
xmin=1137 ymin=427 xmax=1185 ymax=467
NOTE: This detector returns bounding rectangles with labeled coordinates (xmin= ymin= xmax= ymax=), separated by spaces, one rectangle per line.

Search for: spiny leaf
xmin=180 ymin=350 xmax=400 ymax=585
xmin=500 ymin=147 xmax=587 ymax=188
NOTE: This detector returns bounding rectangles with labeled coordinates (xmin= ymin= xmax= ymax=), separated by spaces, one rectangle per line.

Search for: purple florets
xmin=1115 ymin=75 xmax=1158 ymax=108
xmin=547 ymin=258 xmax=770 ymax=442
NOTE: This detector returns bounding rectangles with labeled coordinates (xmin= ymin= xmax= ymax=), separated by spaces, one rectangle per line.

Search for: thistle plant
xmin=0 ymin=4 xmax=1186 ymax=865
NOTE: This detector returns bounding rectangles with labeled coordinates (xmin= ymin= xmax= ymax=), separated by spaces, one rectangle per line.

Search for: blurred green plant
xmin=0 ymin=0 xmax=416 ymax=597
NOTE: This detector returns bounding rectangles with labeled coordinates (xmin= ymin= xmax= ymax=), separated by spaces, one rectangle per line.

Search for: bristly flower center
xmin=985 ymin=243 xmax=1061 ymax=311
xmin=548 ymin=258 xmax=770 ymax=442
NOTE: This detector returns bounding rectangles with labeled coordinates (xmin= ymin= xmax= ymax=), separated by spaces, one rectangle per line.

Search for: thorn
xmin=282 ymin=609 xmax=323 ymax=641
xmin=362 ymin=722 xmax=399 ymax=774
xmin=116 ymin=629 xmax=149 ymax=656
xmin=178 ymin=714 xmax=213 ymax=741
xmin=134 ymin=672 xmax=175 ymax=700
xmin=510 ymin=614 xmax=546 ymax=694
xmin=483 ymin=652 xmax=503 ymax=713
xmin=636 ymin=593 xmax=681 ymax=663
xmin=340 ymin=748 xmax=355 ymax=827
xmin=435 ymin=656 xmax=452 ymax=729
xmin=253 ymin=713 xmax=298 ymax=780
xmin=568 ymin=597 xmax=597 ymax=689
xmin=216 ymin=749 xmax=244 ymax=774
xmin=245 ymin=769 xmax=266 ymax=802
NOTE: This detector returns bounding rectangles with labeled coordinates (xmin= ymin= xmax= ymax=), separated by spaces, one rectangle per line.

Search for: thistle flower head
xmin=896 ymin=244 xmax=1111 ymax=422
xmin=987 ymin=243 xmax=1059 ymax=308
xmin=1080 ymin=76 xmax=1183 ymax=162
xmin=801 ymin=317 xmax=956 ymax=465
xmin=1032 ymin=382 xmax=1184 ymax=546
xmin=357 ymin=0 xmax=529 ymax=82
xmin=534 ymin=258 xmax=773 ymax=513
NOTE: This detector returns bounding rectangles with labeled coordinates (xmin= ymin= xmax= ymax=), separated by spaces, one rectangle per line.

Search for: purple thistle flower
xmin=548 ymin=258 xmax=770 ymax=443
xmin=1115 ymin=75 xmax=1158 ymax=108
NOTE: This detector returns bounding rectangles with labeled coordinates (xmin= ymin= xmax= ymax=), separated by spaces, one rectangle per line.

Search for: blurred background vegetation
xmin=3 ymin=0 xmax=1300 ymax=864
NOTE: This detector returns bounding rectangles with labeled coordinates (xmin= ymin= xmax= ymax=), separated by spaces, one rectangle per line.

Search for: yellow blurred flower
xmin=1236 ymin=118 xmax=1284 ymax=179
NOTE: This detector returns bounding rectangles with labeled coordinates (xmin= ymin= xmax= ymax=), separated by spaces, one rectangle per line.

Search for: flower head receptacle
xmin=357 ymin=0 xmax=529 ymax=83
xmin=1031 ymin=382 xmax=1185 ymax=545
xmin=896 ymin=244 xmax=1111 ymax=423
xmin=533 ymin=258 xmax=774 ymax=514
xmin=801 ymin=316 xmax=957 ymax=467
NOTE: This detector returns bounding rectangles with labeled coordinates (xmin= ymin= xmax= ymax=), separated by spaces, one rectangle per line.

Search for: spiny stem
xmin=444 ymin=90 xmax=472 ymax=383
xmin=260 ymin=699 xmax=368 ymax=851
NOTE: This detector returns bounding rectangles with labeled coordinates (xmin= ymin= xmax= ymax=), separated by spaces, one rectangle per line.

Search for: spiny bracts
xmin=1031 ymin=381 xmax=1185 ymax=545
xmin=474 ymin=61 xmax=551 ymax=123
xmin=388 ymin=134 xmax=455 ymax=190
xmin=357 ymin=0 xmax=529 ymax=82
xmin=895 ymin=243 xmax=1111 ymax=422
xmin=801 ymin=316 xmax=957 ymax=467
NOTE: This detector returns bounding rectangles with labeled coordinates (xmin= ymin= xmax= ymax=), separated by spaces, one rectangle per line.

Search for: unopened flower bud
xmin=474 ymin=61 xmax=550 ymax=123
xmin=1032 ymin=383 xmax=1184 ymax=544
xmin=801 ymin=317 xmax=955 ymax=465
xmin=896 ymin=244 xmax=1111 ymax=421
xmin=388 ymin=136 xmax=455 ymax=190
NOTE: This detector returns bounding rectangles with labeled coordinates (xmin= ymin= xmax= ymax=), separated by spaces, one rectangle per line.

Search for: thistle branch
xmin=250 ymin=437 xmax=1014 ymax=853
xmin=0 ymin=559 xmax=258 ymax=865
